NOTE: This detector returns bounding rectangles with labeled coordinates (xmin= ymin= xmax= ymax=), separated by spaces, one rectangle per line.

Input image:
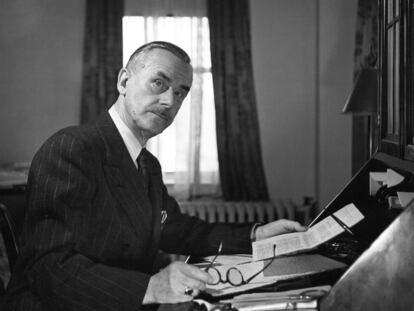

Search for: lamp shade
xmin=343 ymin=68 xmax=378 ymax=115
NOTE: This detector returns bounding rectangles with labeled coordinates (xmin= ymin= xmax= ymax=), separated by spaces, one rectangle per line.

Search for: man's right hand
xmin=143 ymin=261 xmax=214 ymax=304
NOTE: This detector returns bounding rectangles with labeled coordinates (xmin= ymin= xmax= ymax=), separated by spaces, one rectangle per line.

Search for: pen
xmin=184 ymin=255 xmax=191 ymax=264
xmin=331 ymin=214 xmax=354 ymax=236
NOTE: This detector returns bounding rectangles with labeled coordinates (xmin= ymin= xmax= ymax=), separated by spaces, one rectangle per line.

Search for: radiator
xmin=178 ymin=200 xmax=315 ymax=224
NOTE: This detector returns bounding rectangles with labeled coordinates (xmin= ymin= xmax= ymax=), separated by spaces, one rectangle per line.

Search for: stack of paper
xmin=220 ymin=285 xmax=331 ymax=311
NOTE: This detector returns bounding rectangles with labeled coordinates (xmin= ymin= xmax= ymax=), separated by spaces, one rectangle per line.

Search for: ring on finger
xmin=184 ymin=286 xmax=194 ymax=296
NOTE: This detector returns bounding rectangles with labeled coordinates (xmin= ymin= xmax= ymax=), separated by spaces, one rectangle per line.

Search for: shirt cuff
xmin=250 ymin=222 xmax=263 ymax=242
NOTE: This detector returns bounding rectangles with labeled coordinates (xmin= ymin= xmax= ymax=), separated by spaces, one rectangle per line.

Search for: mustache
xmin=148 ymin=108 xmax=171 ymax=120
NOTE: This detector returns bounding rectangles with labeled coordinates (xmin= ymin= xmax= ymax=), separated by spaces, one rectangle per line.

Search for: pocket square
xmin=161 ymin=210 xmax=168 ymax=225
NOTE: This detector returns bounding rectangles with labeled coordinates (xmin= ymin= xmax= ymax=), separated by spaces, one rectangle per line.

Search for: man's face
xmin=121 ymin=48 xmax=193 ymax=139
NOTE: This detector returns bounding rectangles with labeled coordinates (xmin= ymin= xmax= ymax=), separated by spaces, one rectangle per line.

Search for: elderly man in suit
xmin=5 ymin=42 xmax=306 ymax=311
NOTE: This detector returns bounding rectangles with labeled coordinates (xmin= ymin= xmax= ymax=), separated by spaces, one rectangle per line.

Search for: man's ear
xmin=117 ymin=68 xmax=129 ymax=95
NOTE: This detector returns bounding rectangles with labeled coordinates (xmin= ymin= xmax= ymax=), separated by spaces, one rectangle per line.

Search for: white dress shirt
xmin=108 ymin=105 xmax=143 ymax=168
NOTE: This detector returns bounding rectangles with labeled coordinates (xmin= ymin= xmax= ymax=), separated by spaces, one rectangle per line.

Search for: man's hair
xmin=126 ymin=41 xmax=191 ymax=73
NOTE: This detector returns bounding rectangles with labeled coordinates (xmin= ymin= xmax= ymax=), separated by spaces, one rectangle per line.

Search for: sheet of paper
xmin=223 ymin=285 xmax=331 ymax=311
xmin=231 ymin=298 xmax=318 ymax=311
xmin=0 ymin=170 xmax=28 ymax=188
xmin=397 ymin=192 xmax=414 ymax=208
xmin=252 ymin=218 xmax=343 ymax=261
xmin=202 ymin=254 xmax=252 ymax=266
xmin=252 ymin=203 xmax=362 ymax=261
xmin=386 ymin=168 xmax=405 ymax=187
xmin=388 ymin=196 xmax=403 ymax=209
xmin=205 ymin=254 xmax=344 ymax=297
xmin=205 ymin=269 xmax=318 ymax=297
xmin=222 ymin=285 xmax=332 ymax=303
xmin=369 ymin=172 xmax=387 ymax=196
xmin=205 ymin=260 xmax=301 ymax=297
xmin=333 ymin=203 xmax=364 ymax=227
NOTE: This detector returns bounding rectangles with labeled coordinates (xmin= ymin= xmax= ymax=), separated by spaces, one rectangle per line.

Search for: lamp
xmin=343 ymin=68 xmax=378 ymax=156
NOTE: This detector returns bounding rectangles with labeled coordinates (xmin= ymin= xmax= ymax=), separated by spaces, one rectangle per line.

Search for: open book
xmin=252 ymin=203 xmax=364 ymax=261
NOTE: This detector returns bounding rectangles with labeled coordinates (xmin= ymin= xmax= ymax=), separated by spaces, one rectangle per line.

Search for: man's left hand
xmin=255 ymin=219 xmax=307 ymax=241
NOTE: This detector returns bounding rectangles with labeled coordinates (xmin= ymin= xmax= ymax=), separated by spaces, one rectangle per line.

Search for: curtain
xmin=352 ymin=0 xmax=378 ymax=174
xmin=80 ymin=0 xmax=124 ymax=123
xmin=124 ymin=17 xmax=220 ymax=200
xmin=208 ymin=0 xmax=269 ymax=201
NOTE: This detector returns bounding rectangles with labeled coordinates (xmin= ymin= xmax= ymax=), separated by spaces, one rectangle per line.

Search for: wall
xmin=318 ymin=0 xmax=356 ymax=208
xmin=250 ymin=0 xmax=356 ymax=208
xmin=0 ymin=0 xmax=356 ymax=209
xmin=0 ymin=0 xmax=85 ymax=163
xmin=250 ymin=0 xmax=317 ymax=205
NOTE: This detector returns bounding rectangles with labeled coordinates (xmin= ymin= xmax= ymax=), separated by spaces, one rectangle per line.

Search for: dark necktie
xmin=137 ymin=148 xmax=150 ymax=191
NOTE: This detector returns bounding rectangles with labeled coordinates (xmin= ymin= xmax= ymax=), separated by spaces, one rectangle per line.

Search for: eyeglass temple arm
xmin=205 ymin=241 xmax=223 ymax=272
xmin=245 ymin=245 xmax=276 ymax=283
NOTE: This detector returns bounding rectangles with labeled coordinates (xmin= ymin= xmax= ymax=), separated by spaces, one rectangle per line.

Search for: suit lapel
xmin=95 ymin=113 xmax=153 ymax=240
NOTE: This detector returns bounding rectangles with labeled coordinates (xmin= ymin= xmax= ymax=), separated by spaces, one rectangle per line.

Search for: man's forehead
xmin=144 ymin=48 xmax=193 ymax=84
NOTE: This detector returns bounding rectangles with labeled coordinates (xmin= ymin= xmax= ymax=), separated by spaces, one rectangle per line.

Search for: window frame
xmin=378 ymin=0 xmax=414 ymax=160
xmin=122 ymin=16 xmax=220 ymax=193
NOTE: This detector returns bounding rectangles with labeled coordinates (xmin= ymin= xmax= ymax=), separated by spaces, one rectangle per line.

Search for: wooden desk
xmin=316 ymin=153 xmax=414 ymax=310
xmin=320 ymin=203 xmax=414 ymax=311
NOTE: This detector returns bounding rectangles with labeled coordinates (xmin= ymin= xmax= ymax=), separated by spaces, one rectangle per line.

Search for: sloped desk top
xmin=320 ymin=203 xmax=414 ymax=310
xmin=319 ymin=153 xmax=414 ymax=310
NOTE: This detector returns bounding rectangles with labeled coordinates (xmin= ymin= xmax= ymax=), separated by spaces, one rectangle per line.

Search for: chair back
xmin=0 ymin=203 xmax=19 ymax=271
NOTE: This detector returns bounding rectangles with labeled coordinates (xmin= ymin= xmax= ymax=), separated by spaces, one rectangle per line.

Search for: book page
xmin=333 ymin=203 xmax=364 ymax=227
xmin=252 ymin=203 xmax=362 ymax=261
xmin=308 ymin=216 xmax=343 ymax=245
xmin=252 ymin=232 xmax=307 ymax=261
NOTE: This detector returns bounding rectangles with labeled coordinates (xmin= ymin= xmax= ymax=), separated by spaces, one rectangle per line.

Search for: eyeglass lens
xmin=208 ymin=259 xmax=274 ymax=287
xmin=208 ymin=267 xmax=245 ymax=286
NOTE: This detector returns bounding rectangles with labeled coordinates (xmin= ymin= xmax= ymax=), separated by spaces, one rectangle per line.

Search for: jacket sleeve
xmin=18 ymin=132 xmax=150 ymax=311
xmin=159 ymin=190 xmax=254 ymax=257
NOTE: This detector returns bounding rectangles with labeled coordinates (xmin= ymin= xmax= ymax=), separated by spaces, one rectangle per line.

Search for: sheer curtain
xmin=123 ymin=16 xmax=220 ymax=200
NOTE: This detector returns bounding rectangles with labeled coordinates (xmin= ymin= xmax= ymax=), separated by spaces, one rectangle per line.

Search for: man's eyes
xmin=151 ymin=79 xmax=187 ymax=100
xmin=174 ymin=89 xmax=187 ymax=99
xmin=151 ymin=79 xmax=167 ymax=92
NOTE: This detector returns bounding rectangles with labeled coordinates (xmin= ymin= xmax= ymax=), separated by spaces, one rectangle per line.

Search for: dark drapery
xmin=80 ymin=0 xmax=124 ymax=123
xmin=352 ymin=0 xmax=378 ymax=174
xmin=207 ymin=0 xmax=269 ymax=201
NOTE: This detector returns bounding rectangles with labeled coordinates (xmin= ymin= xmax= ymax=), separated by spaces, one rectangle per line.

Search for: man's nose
xmin=159 ymin=87 xmax=175 ymax=107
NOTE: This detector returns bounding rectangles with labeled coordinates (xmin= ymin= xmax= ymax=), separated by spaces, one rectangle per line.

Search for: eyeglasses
xmin=206 ymin=244 xmax=276 ymax=287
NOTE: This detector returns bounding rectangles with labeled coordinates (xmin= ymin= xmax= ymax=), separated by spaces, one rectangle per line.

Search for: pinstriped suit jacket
xmin=4 ymin=113 xmax=253 ymax=311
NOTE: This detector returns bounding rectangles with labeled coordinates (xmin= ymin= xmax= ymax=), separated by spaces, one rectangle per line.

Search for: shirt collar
xmin=109 ymin=105 xmax=143 ymax=167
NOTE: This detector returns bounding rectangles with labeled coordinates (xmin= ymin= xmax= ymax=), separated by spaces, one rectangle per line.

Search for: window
xmin=379 ymin=0 xmax=414 ymax=160
xmin=122 ymin=16 xmax=220 ymax=199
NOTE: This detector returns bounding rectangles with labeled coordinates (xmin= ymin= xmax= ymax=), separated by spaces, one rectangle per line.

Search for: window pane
xmin=122 ymin=17 xmax=146 ymax=65
xmin=394 ymin=25 xmax=400 ymax=135
xmin=388 ymin=0 xmax=393 ymax=21
xmin=200 ymin=72 xmax=218 ymax=183
xmin=387 ymin=28 xmax=394 ymax=135
xmin=122 ymin=16 xmax=219 ymax=188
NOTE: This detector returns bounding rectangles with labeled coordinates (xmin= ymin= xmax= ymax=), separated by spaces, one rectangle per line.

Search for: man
xmin=5 ymin=42 xmax=305 ymax=310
